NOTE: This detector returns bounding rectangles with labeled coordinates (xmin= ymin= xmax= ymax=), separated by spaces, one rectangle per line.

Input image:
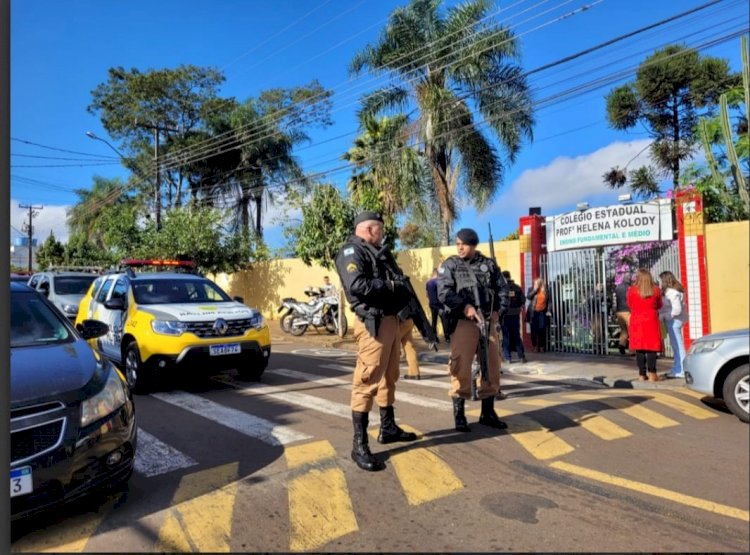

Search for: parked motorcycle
xmin=285 ymin=287 xmax=348 ymax=336
xmin=276 ymin=297 xmax=298 ymax=333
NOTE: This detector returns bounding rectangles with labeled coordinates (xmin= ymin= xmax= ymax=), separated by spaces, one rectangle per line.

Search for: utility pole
xmin=19 ymin=203 xmax=43 ymax=273
xmin=134 ymin=120 xmax=179 ymax=231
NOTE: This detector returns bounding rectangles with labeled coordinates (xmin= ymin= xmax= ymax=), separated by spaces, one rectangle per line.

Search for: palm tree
xmin=343 ymin=113 xmax=432 ymax=230
xmin=350 ymin=0 xmax=534 ymax=244
xmin=67 ymin=176 xmax=130 ymax=248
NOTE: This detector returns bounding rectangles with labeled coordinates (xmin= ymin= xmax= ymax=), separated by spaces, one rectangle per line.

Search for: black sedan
xmin=10 ymin=282 xmax=137 ymax=521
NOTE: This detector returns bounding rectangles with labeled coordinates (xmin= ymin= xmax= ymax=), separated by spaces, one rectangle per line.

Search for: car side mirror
xmin=39 ymin=283 xmax=50 ymax=297
xmin=77 ymin=319 xmax=109 ymax=340
xmin=233 ymin=296 xmax=244 ymax=303
xmin=104 ymin=297 xmax=126 ymax=311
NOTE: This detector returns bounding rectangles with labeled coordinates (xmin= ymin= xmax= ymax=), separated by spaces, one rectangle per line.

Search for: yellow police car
xmin=75 ymin=259 xmax=271 ymax=392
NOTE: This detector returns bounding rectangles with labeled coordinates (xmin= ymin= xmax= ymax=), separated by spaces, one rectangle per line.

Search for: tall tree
xmin=343 ymin=113 xmax=432 ymax=245
xmin=350 ymin=0 xmax=534 ymax=244
xmin=604 ymin=44 xmax=739 ymax=193
xmin=36 ymin=232 xmax=65 ymax=270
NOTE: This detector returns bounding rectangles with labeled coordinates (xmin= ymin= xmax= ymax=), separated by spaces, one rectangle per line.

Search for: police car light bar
xmin=120 ymin=258 xmax=197 ymax=269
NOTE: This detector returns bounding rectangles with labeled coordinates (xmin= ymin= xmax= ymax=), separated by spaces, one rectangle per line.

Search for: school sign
xmin=545 ymin=198 xmax=673 ymax=252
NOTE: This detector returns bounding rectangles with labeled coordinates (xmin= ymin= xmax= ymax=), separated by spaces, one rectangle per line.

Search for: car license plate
xmin=210 ymin=343 xmax=241 ymax=356
xmin=10 ymin=466 xmax=32 ymax=498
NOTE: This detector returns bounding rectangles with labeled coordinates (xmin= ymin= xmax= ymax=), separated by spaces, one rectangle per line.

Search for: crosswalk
xmin=11 ymin=358 xmax=738 ymax=553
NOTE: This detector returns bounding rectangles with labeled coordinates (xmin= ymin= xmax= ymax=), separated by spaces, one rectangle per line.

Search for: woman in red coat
xmin=627 ymin=268 xmax=663 ymax=382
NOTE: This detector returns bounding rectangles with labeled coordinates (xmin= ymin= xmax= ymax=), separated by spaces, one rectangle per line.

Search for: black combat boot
xmin=479 ymin=396 xmax=508 ymax=429
xmin=351 ymin=411 xmax=385 ymax=471
xmin=377 ymin=406 xmax=417 ymax=444
xmin=453 ymin=397 xmax=471 ymax=432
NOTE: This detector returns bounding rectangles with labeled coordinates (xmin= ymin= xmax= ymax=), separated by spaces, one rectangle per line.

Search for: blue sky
xmin=10 ymin=0 xmax=748 ymax=251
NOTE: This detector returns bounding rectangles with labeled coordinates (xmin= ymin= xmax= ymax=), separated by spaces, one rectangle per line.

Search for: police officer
xmin=438 ymin=228 xmax=509 ymax=432
xmin=335 ymin=211 xmax=417 ymax=472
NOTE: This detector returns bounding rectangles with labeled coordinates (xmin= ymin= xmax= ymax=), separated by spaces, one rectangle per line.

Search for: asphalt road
xmin=10 ymin=341 xmax=750 ymax=553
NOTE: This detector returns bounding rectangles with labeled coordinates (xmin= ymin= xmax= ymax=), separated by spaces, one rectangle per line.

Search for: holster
xmin=355 ymin=306 xmax=383 ymax=338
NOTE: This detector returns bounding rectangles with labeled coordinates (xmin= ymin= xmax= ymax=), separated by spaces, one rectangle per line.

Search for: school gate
xmin=518 ymin=190 xmax=711 ymax=357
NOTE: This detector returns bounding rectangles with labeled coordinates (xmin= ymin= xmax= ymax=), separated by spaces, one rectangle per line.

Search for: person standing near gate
xmin=627 ymin=268 xmax=663 ymax=382
xmin=614 ymin=274 xmax=632 ymax=355
xmin=658 ymin=271 xmax=688 ymax=378
xmin=525 ymin=277 xmax=551 ymax=353
xmin=438 ymin=228 xmax=509 ymax=432
xmin=425 ymin=268 xmax=441 ymax=343
xmin=335 ymin=211 xmax=417 ymax=472
xmin=500 ymin=271 xmax=526 ymax=363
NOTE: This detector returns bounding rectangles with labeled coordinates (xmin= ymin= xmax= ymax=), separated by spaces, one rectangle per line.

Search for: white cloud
xmin=490 ymin=139 xmax=655 ymax=215
xmin=10 ymin=199 xmax=71 ymax=244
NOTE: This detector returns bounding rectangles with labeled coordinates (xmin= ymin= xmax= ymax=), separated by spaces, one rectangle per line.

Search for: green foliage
xmin=131 ymin=206 xmax=253 ymax=274
xmin=605 ymin=44 xmax=740 ymax=191
xmin=350 ymin=0 xmax=534 ymax=244
xmin=36 ymin=232 xmax=65 ymax=269
xmin=683 ymin=165 xmax=748 ymax=223
xmin=286 ymin=185 xmax=356 ymax=269
xmin=501 ymin=229 xmax=519 ymax=241
xmin=398 ymin=220 xmax=442 ymax=248
xmin=63 ymin=234 xmax=116 ymax=267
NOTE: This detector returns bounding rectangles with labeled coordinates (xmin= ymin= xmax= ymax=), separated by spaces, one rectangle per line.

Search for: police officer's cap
xmin=456 ymin=228 xmax=479 ymax=246
xmin=354 ymin=211 xmax=384 ymax=227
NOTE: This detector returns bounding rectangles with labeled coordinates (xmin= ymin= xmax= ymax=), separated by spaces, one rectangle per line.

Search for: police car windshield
xmin=132 ymin=279 xmax=232 ymax=305
xmin=11 ymin=292 xmax=73 ymax=347
xmin=54 ymin=275 xmax=97 ymax=295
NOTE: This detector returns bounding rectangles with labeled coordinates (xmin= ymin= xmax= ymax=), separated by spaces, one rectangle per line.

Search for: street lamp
xmin=85 ymin=131 xmax=126 ymax=159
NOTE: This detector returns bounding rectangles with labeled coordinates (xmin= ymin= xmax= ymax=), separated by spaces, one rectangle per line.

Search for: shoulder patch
xmin=438 ymin=266 xmax=446 ymax=275
xmin=343 ymin=247 xmax=355 ymax=256
xmin=346 ymin=262 xmax=358 ymax=273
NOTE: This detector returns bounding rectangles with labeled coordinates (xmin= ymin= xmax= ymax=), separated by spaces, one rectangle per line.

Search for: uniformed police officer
xmin=335 ymin=211 xmax=417 ymax=472
xmin=438 ymin=228 xmax=509 ymax=432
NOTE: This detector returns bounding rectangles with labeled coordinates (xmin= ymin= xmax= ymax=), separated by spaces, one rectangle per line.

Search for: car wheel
xmin=237 ymin=353 xmax=269 ymax=381
xmin=125 ymin=342 xmax=150 ymax=394
xmin=722 ymin=363 xmax=749 ymax=423
xmin=288 ymin=316 xmax=308 ymax=336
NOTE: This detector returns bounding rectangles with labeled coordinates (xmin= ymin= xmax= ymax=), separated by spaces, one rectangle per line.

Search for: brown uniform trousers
xmin=448 ymin=312 xmax=501 ymax=400
xmin=399 ymin=318 xmax=420 ymax=378
xmin=351 ymin=315 xmax=400 ymax=413
xmin=616 ymin=311 xmax=630 ymax=348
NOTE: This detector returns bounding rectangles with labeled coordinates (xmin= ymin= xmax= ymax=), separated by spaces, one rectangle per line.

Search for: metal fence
xmin=539 ymin=241 xmax=680 ymax=357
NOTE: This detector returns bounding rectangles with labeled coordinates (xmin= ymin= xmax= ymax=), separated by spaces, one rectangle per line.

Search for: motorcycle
xmin=276 ymin=297 xmax=299 ymax=333
xmin=285 ymin=287 xmax=348 ymax=336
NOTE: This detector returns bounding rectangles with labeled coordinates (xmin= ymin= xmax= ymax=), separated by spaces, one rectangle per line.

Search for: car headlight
xmin=81 ymin=368 xmax=128 ymax=427
xmin=62 ymin=303 xmax=79 ymax=315
xmin=688 ymin=339 xmax=723 ymax=354
xmin=151 ymin=320 xmax=188 ymax=336
xmin=249 ymin=313 xmax=265 ymax=331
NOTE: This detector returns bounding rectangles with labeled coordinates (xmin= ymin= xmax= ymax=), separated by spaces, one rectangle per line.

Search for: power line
xmin=70 ymin=25 xmax=745 ymax=221
xmin=10 ymin=137 xmax=120 ymax=159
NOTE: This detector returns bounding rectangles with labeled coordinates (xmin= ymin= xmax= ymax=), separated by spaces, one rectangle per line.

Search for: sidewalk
xmin=268 ymin=319 xmax=686 ymax=390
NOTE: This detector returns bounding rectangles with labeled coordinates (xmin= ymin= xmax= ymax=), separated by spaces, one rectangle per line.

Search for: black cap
xmin=502 ymin=270 xmax=511 ymax=279
xmin=353 ymin=211 xmax=384 ymax=227
xmin=456 ymin=228 xmax=479 ymax=246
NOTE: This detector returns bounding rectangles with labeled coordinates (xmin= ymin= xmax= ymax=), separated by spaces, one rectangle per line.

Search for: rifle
xmin=471 ymin=224 xmax=500 ymax=400
xmin=396 ymin=275 xmax=439 ymax=351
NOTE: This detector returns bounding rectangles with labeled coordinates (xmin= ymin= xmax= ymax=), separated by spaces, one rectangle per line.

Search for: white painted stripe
xmin=134 ymin=428 xmax=198 ymax=478
xmin=212 ymin=375 xmax=353 ymax=419
xmin=274 ymin=367 xmax=453 ymax=410
xmin=151 ymin=391 xmax=311 ymax=446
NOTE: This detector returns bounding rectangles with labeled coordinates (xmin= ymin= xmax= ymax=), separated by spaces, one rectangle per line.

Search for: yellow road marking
xmin=285 ymin=441 xmax=358 ymax=552
xmin=589 ymin=389 xmax=719 ymax=419
xmin=645 ymin=391 xmax=719 ymax=419
xmin=155 ymin=462 xmax=239 ymax=553
xmin=10 ymin=495 xmax=119 ymax=552
xmin=369 ymin=425 xmax=464 ymax=505
xmin=563 ymin=393 xmax=679 ymax=429
xmin=519 ymin=399 xmax=632 ymax=440
xmin=670 ymin=387 xmax=709 ymax=400
xmin=550 ymin=461 xmax=750 ymax=522
xmin=466 ymin=406 xmax=575 ymax=460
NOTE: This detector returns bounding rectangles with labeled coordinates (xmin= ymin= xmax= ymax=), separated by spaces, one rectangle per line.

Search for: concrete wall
xmin=705 ymin=220 xmax=749 ymax=333
xmin=214 ymin=240 xmax=521 ymax=320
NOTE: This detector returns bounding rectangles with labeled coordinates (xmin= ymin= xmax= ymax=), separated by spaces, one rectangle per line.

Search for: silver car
xmin=28 ymin=268 xmax=100 ymax=321
xmin=684 ymin=329 xmax=749 ymax=423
